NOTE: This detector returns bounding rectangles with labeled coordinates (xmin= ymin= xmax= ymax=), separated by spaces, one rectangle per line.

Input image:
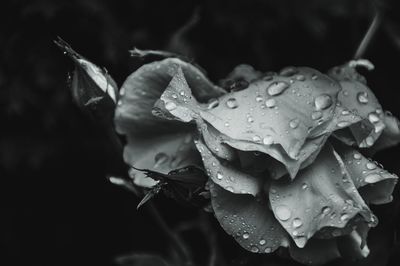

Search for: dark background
xmin=1 ymin=0 xmax=400 ymax=265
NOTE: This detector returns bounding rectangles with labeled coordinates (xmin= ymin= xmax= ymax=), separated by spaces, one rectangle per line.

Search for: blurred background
xmin=1 ymin=0 xmax=400 ymax=265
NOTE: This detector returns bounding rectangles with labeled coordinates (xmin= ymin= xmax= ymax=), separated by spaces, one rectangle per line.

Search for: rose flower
xmin=111 ymin=56 xmax=399 ymax=265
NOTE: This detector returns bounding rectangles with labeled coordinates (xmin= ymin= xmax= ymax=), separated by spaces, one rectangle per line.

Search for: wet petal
xmin=124 ymin=132 xmax=200 ymax=188
xmin=328 ymin=62 xmax=385 ymax=148
xmin=195 ymin=139 xmax=262 ymax=196
xmin=371 ymin=111 xmax=400 ymax=152
xmin=209 ymin=181 xmax=289 ymax=254
xmin=333 ymin=141 xmax=398 ymax=205
xmin=220 ymin=64 xmax=262 ymax=91
xmin=158 ymin=66 xmax=341 ymax=178
xmin=269 ymin=143 xmax=375 ymax=248
xmin=288 ymin=238 xmax=340 ymax=265
xmin=115 ymin=58 xmax=224 ymax=136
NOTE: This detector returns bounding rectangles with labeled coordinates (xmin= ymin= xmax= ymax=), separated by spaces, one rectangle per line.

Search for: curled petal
xmin=288 ymin=238 xmax=340 ymax=265
xmin=157 ymin=66 xmax=341 ymax=178
xmin=115 ymin=58 xmax=224 ymax=136
xmin=209 ymin=181 xmax=289 ymax=254
xmin=333 ymin=141 xmax=398 ymax=205
xmin=328 ymin=62 xmax=385 ymax=148
xmin=269 ymin=143 xmax=375 ymax=248
xmin=124 ymin=132 xmax=200 ymax=188
xmin=195 ymin=139 xmax=262 ymax=196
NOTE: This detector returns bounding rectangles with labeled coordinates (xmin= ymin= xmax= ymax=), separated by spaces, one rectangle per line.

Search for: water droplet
xmin=301 ymin=183 xmax=308 ymax=190
xmin=289 ymin=118 xmax=300 ymax=129
xmin=357 ymin=92 xmax=369 ymax=104
xmin=365 ymin=136 xmax=374 ymax=146
xmin=216 ymin=172 xmax=223 ymax=180
xmin=294 ymin=236 xmax=307 ymax=248
xmin=292 ymin=218 xmax=303 ymax=228
xmin=259 ymin=239 xmax=266 ymax=245
xmin=165 ymin=101 xmax=177 ymax=111
xmin=263 ymin=135 xmax=274 ymax=145
xmin=265 ymin=98 xmax=276 ymax=108
xmin=311 ymin=74 xmax=318 ymax=80
xmin=353 ymin=153 xmax=362 ymax=160
xmin=340 ymin=213 xmax=349 ymax=221
xmin=264 ymin=247 xmax=272 ymax=253
xmin=337 ymin=121 xmax=350 ymax=128
xmin=224 ymin=121 xmax=230 ymax=127
xmin=341 ymin=110 xmax=350 ymax=115
xmin=311 ymin=111 xmax=322 ymax=120
xmin=247 ymin=116 xmax=254 ymax=123
xmin=315 ymin=94 xmax=333 ymax=110
xmin=256 ymin=95 xmax=263 ymax=102
xmin=366 ymin=162 xmax=377 ymax=170
xmin=275 ymin=205 xmax=291 ymax=221
xmin=365 ymin=173 xmax=381 ymax=183
xmin=226 ymin=98 xmax=239 ymax=109
xmin=321 ymin=206 xmax=331 ymax=215
xmin=252 ymin=135 xmax=262 ymax=142
xmin=171 ymin=94 xmax=177 ymax=99
xmin=368 ymin=112 xmax=380 ymax=123
xmin=251 ymin=246 xmax=259 ymax=253
xmin=267 ymin=81 xmax=290 ymax=96
xmin=243 ymin=232 xmax=250 ymax=239
xmin=296 ymin=74 xmax=305 ymax=81
xmin=208 ymin=99 xmax=219 ymax=109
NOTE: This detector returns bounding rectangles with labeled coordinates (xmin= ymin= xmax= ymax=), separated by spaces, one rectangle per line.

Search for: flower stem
xmin=354 ymin=12 xmax=383 ymax=59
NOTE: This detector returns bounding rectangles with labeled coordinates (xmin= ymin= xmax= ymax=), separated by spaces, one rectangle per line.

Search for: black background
xmin=1 ymin=0 xmax=400 ymax=265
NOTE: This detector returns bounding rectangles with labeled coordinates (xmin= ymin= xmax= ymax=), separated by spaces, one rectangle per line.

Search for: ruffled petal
xmin=124 ymin=132 xmax=200 ymax=188
xmin=333 ymin=141 xmax=398 ymax=205
xmin=288 ymin=238 xmax=340 ymax=265
xmin=157 ymin=66 xmax=342 ymax=178
xmin=209 ymin=181 xmax=289 ymax=254
xmin=269 ymin=143 xmax=375 ymax=248
xmin=195 ymin=139 xmax=262 ymax=196
xmin=328 ymin=61 xmax=385 ymax=148
xmin=115 ymin=58 xmax=224 ymax=136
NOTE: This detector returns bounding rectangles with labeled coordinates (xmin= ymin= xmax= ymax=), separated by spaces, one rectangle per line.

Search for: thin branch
xmin=354 ymin=12 xmax=383 ymax=59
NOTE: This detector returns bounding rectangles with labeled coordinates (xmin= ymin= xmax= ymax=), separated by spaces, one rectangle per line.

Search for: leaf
xmin=269 ymin=142 xmax=375 ymax=248
xmin=209 ymin=180 xmax=289 ymax=254
xmin=137 ymin=182 xmax=165 ymax=209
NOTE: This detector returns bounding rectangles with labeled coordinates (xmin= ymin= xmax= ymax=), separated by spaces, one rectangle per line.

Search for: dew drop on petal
xmin=365 ymin=136 xmax=374 ymax=146
xmin=267 ymin=81 xmax=290 ymax=96
xmin=275 ymin=205 xmax=291 ymax=221
xmin=321 ymin=206 xmax=331 ymax=215
xmin=259 ymin=239 xmax=266 ymax=245
xmin=208 ymin=99 xmax=219 ymax=109
xmin=315 ymin=94 xmax=333 ymax=110
xmin=243 ymin=232 xmax=250 ymax=239
xmin=226 ymin=98 xmax=239 ymax=109
xmin=340 ymin=213 xmax=350 ymax=221
xmin=263 ymin=135 xmax=274 ymax=145
xmin=216 ymin=172 xmax=223 ymax=180
xmin=357 ymin=92 xmax=369 ymax=104
xmin=337 ymin=121 xmax=350 ymax=128
xmin=252 ymin=135 xmax=262 ymax=142
xmin=264 ymin=247 xmax=272 ymax=253
xmin=292 ymin=218 xmax=303 ymax=228
xmin=280 ymin=67 xmax=298 ymax=77
xmin=251 ymin=246 xmax=259 ymax=253
xmin=165 ymin=101 xmax=177 ymax=111
xmin=256 ymin=95 xmax=263 ymax=102
xmin=365 ymin=173 xmax=381 ymax=183
xmin=301 ymin=183 xmax=308 ymax=190
xmin=265 ymin=98 xmax=276 ymax=108
xmin=353 ymin=153 xmax=362 ymax=160
xmin=368 ymin=112 xmax=380 ymax=123
xmin=311 ymin=111 xmax=323 ymax=120
xmin=366 ymin=162 xmax=377 ymax=170
xmin=289 ymin=118 xmax=300 ymax=129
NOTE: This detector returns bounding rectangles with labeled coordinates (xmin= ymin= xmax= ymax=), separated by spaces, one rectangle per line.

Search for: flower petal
xmin=269 ymin=143 xmax=375 ymax=248
xmin=328 ymin=62 xmax=385 ymax=148
xmin=115 ymin=58 xmax=224 ymax=136
xmin=209 ymin=180 xmax=289 ymax=254
xmin=157 ymin=66 xmax=341 ymax=178
xmin=288 ymin=238 xmax=340 ymax=265
xmin=333 ymin=140 xmax=398 ymax=205
xmin=371 ymin=111 xmax=400 ymax=152
xmin=195 ymin=139 xmax=262 ymax=196
xmin=124 ymin=132 xmax=200 ymax=188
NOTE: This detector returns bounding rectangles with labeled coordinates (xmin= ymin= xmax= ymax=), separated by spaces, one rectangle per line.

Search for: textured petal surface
xmin=115 ymin=58 xmax=224 ymax=136
xmin=269 ymin=143 xmax=375 ymax=248
xmin=195 ymin=139 xmax=262 ymax=196
xmin=209 ymin=181 xmax=289 ymax=254
xmin=333 ymin=141 xmax=398 ymax=204
xmin=329 ymin=62 xmax=385 ymax=148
